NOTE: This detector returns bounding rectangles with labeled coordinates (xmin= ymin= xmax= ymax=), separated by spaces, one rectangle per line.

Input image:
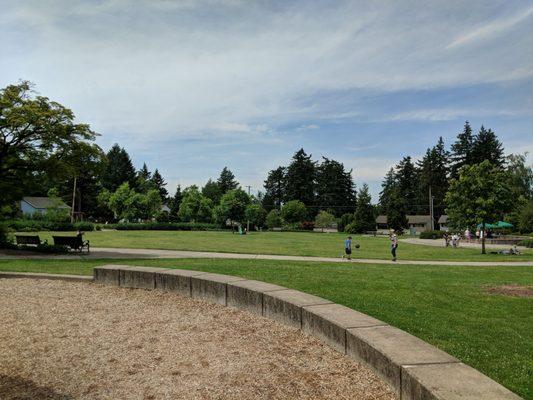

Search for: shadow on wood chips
xmin=0 ymin=374 xmax=73 ymax=400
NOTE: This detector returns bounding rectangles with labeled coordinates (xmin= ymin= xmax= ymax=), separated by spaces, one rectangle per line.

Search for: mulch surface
xmin=0 ymin=279 xmax=396 ymax=399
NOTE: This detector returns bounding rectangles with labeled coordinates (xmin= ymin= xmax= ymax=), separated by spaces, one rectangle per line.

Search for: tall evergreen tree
xmin=417 ymin=137 xmax=449 ymax=218
xmin=471 ymin=125 xmax=505 ymax=167
xmin=284 ymin=148 xmax=316 ymax=209
xmin=395 ymin=156 xmax=419 ymax=214
xmin=202 ymin=179 xmax=222 ymax=204
xmin=315 ymin=157 xmax=356 ymax=216
xmin=138 ymin=163 xmax=151 ymax=181
xmin=217 ymin=167 xmax=239 ymax=194
xmin=102 ymin=144 xmax=136 ymax=192
xmin=353 ymin=184 xmax=375 ymax=232
xmin=379 ymin=167 xmax=408 ymax=231
xmin=450 ymin=121 xmax=474 ymax=178
xmin=169 ymin=185 xmax=183 ymax=217
xmin=263 ymin=166 xmax=286 ymax=210
xmin=151 ymin=169 xmax=168 ymax=201
xmin=379 ymin=168 xmax=396 ymax=211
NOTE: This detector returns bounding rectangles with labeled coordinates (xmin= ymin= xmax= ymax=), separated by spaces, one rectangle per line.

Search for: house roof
xmin=438 ymin=215 xmax=448 ymax=224
xmin=375 ymin=215 xmax=433 ymax=224
xmin=22 ymin=197 xmax=70 ymax=210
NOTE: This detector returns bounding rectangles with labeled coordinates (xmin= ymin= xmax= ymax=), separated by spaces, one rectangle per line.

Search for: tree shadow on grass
xmin=0 ymin=374 xmax=73 ymax=400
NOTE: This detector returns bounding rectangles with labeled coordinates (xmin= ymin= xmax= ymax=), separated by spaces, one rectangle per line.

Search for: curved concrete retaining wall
xmin=90 ymin=265 xmax=520 ymax=399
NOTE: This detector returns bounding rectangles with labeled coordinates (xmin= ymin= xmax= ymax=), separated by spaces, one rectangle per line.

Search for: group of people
xmin=443 ymin=232 xmax=462 ymax=247
xmin=343 ymin=230 xmax=398 ymax=262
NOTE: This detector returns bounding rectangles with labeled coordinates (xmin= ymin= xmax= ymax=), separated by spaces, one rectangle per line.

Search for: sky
xmin=1 ymin=0 xmax=532 ymax=201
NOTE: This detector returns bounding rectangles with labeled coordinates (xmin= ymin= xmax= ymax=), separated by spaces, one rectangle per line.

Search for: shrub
xmin=280 ymin=200 xmax=307 ymax=224
xmin=344 ymin=222 xmax=358 ymax=234
xmin=420 ymin=230 xmax=446 ymax=239
xmin=73 ymin=221 xmax=95 ymax=231
xmin=113 ymin=222 xmax=221 ymax=231
xmin=338 ymin=213 xmax=355 ymax=232
xmin=314 ymin=211 xmax=336 ymax=231
xmin=0 ymin=222 xmax=9 ymax=246
xmin=519 ymin=239 xmax=533 ymax=248
xmin=266 ymin=209 xmax=282 ymax=229
xmin=300 ymin=221 xmax=315 ymax=231
xmin=518 ymin=200 xmax=533 ymax=233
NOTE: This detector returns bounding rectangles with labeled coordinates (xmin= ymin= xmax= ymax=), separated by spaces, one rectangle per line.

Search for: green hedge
xmin=519 ymin=238 xmax=533 ymax=248
xmin=6 ymin=219 xmax=95 ymax=232
xmin=419 ymin=230 xmax=446 ymax=239
xmin=113 ymin=222 xmax=222 ymax=231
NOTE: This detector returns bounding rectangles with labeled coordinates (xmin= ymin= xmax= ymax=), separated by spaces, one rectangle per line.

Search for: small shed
xmin=438 ymin=215 xmax=449 ymax=231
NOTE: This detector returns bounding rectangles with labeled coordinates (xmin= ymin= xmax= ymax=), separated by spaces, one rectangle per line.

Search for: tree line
xmin=1 ymin=81 xmax=532 ymax=235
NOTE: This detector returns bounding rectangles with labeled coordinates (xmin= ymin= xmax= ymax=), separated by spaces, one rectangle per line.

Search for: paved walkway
xmin=401 ymin=238 xmax=527 ymax=250
xmin=1 ymin=247 xmax=532 ymax=266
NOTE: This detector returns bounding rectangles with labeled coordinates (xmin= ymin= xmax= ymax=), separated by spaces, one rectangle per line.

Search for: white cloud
xmin=296 ymin=124 xmax=319 ymax=131
xmin=389 ymin=108 xmax=518 ymax=122
xmin=1 ymin=0 xmax=532 ymax=141
xmin=447 ymin=5 xmax=533 ymax=49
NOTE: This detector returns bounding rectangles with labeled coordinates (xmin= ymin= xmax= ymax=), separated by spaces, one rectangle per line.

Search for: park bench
xmin=15 ymin=235 xmax=46 ymax=246
xmin=52 ymin=236 xmax=90 ymax=253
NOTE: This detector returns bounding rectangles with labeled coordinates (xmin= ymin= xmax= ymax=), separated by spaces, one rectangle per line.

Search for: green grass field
xmin=26 ymin=230 xmax=533 ymax=262
xmin=1 ymin=258 xmax=531 ymax=398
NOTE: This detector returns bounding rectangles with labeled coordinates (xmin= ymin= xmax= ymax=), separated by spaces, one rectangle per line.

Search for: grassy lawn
xmin=22 ymin=230 xmax=533 ymax=262
xmin=1 ymin=258 xmax=531 ymax=398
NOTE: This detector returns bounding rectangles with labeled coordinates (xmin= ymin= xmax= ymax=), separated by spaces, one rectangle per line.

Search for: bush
xmin=113 ymin=222 xmax=221 ymax=231
xmin=73 ymin=221 xmax=95 ymax=231
xmin=338 ymin=213 xmax=355 ymax=232
xmin=280 ymin=200 xmax=307 ymax=224
xmin=0 ymin=223 xmax=9 ymax=246
xmin=519 ymin=239 xmax=533 ymax=248
xmin=266 ymin=209 xmax=282 ymax=229
xmin=420 ymin=230 xmax=446 ymax=239
xmin=300 ymin=221 xmax=315 ymax=231
xmin=344 ymin=222 xmax=358 ymax=234
xmin=314 ymin=211 xmax=336 ymax=231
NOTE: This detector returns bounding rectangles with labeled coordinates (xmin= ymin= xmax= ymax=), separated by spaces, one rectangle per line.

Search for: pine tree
xmin=170 ymin=185 xmax=183 ymax=217
xmin=202 ymin=179 xmax=222 ymax=204
xmin=138 ymin=163 xmax=151 ymax=181
xmin=379 ymin=168 xmax=396 ymax=211
xmin=417 ymin=137 xmax=449 ymax=218
xmin=151 ymin=169 xmax=168 ymax=201
xmin=450 ymin=121 xmax=474 ymax=178
xmin=217 ymin=167 xmax=239 ymax=194
xmin=315 ymin=157 xmax=356 ymax=216
xmin=284 ymin=148 xmax=316 ymax=209
xmin=471 ymin=125 xmax=505 ymax=167
xmin=263 ymin=166 xmax=286 ymax=210
xmin=353 ymin=184 xmax=375 ymax=232
xmin=102 ymin=144 xmax=137 ymax=192
xmin=395 ymin=156 xmax=419 ymax=214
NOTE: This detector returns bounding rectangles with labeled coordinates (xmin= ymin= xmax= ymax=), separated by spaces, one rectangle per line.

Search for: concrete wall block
xmin=401 ymin=362 xmax=522 ymax=400
xmin=155 ymin=269 xmax=206 ymax=297
xmin=119 ymin=266 xmax=168 ymax=290
xmin=227 ymin=280 xmax=287 ymax=315
xmin=93 ymin=265 xmax=132 ymax=286
xmin=263 ymin=289 xmax=332 ymax=329
xmin=302 ymin=304 xmax=387 ymax=354
xmin=191 ymin=273 xmax=245 ymax=306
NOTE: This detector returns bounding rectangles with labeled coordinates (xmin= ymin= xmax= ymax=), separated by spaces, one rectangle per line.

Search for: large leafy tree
xmin=214 ymin=189 xmax=250 ymax=229
xmin=178 ymin=186 xmax=213 ymax=223
xmin=151 ymin=168 xmax=168 ymax=201
xmin=315 ymin=157 xmax=356 ymax=216
xmin=450 ymin=121 xmax=474 ymax=178
xmin=470 ymin=125 xmax=505 ymax=167
xmin=284 ymin=148 xmax=316 ymax=209
xmin=445 ymin=161 xmax=513 ymax=253
xmin=217 ymin=167 xmax=239 ymax=194
xmin=0 ymin=81 xmax=99 ymax=210
xmin=263 ymin=166 xmax=286 ymax=210
xmin=245 ymin=203 xmax=267 ymax=229
xmin=102 ymin=144 xmax=136 ymax=192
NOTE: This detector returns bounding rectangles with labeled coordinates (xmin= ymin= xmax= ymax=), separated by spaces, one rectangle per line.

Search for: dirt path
xmin=1 ymin=247 xmax=533 ymax=266
xmin=0 ymin=279 xmax=395 ymax=400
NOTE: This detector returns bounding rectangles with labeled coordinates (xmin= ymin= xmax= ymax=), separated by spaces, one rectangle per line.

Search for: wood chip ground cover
xmin=0 ymin=279 xmax=396 ymax=399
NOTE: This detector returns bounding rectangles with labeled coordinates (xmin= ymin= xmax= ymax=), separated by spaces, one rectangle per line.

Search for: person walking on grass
xmin=342 ymin=236 xmax=352 ymax=260
xmin=389 ymin=230 xmax=398 ymax=262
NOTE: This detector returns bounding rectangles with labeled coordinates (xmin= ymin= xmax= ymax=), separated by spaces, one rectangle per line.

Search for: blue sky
xmin=1 ymin=0 xmax=532 ymax=201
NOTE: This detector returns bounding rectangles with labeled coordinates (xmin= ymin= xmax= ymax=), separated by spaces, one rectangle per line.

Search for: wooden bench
xmin=15 ymin=235 xmax=45 ymax=246
xmin=52 ymin=236 xmax=90 ymax=252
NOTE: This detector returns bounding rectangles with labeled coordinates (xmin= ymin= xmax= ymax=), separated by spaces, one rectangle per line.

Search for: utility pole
xmin=429 ymin=186 xmax=434 ymax=231
xmin=245 ymin=185 xmax=251 ymax=233
xmin=71 ymin=177 xmax=77 ymax=223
